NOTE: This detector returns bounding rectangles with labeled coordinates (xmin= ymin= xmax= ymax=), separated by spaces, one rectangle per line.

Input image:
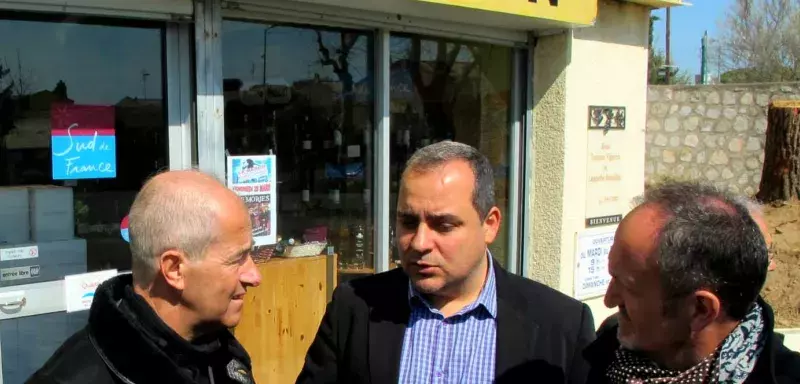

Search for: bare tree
xmin=716 ymin=0 xmax=800 ymax=83
xmin=315 ymin=30 xmax=360 ymax=129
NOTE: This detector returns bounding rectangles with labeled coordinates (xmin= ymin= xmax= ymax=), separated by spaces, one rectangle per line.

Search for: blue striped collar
xmin=407 ymin=252 xmax=498 ymax=318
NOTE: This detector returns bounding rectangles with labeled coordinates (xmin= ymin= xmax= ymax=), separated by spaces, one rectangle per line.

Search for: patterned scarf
xmin=606 ymin=303 xmax=765 ymax=384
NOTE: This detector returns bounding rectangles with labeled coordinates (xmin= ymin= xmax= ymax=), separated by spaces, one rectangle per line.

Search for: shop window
xmin=388 ymin=35 xmax=513 ymax=267
xmin=0 ymin=12 xmax=166 ymax=382
xmin=222 ymin=21 xmax=375 ymax=280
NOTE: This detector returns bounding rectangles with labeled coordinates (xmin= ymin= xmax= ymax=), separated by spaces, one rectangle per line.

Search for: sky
xmin=651 ymin=0 xmax=734 ymax=80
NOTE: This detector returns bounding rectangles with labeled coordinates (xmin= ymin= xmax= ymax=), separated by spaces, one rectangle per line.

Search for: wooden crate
xmin=233 ymin=254 xmax=337 ymax=384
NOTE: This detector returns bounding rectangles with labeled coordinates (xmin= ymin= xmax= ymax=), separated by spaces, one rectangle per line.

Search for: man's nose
xmin=410 ymin=224 xmax=434 ymax=252
xmin=604 ymin=279 xmax=620 ymax=309
xmin=240 ymin=255 xmax=262 ymax=287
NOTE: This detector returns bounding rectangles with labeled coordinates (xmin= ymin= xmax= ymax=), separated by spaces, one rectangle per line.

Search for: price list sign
xmin=574 ymin=229 xmax=615 ymax=300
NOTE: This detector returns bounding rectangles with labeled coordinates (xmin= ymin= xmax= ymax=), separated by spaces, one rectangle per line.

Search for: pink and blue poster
xmin=50 ymin=103 xmax=117 ymax=180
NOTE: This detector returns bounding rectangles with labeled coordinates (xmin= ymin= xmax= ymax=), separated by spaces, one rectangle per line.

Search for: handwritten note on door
xmin=50 ymin=103 xmax=117 ymax=180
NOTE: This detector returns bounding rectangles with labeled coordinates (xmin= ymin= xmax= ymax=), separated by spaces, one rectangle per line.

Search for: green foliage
xmin=648 ymin=14 xmax=692 ymax=85
xmin=720 ymin=66 xmax=799 ymax=84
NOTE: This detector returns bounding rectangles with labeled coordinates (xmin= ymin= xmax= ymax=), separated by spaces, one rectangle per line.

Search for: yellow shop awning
xmin=620 ymin=0 xmax=688 ymax=8
xmin=413 ymin=0 xmax=598 ymax=26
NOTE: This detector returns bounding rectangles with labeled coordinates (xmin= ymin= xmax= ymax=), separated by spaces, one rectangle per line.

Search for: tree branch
xmin=316 ymin=30 xmax=342 ymax=75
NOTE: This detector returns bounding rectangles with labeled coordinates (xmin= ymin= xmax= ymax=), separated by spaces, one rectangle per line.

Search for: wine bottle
xmin=301 ymin=115 xmax=313 ymax=205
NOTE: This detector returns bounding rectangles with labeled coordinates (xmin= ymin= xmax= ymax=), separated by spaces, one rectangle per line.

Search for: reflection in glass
xmin=0 ymin=13 xmax=165 ymax=383
xmin=388 ymin=35 xmax=512 ymax=266
xmin=0 ymin=14 xmax=165 ymax=273
xmin=222 ymin=21 xmax=374 ymax=275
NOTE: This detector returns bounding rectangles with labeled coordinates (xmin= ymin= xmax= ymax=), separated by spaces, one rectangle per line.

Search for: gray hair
xmin=637 ymin=181 xmax=768 ymax=320
xmin=128 ymin=169 xmax=222 ymax=285
xmin=403 ymin=140 xmax=496 ymax=219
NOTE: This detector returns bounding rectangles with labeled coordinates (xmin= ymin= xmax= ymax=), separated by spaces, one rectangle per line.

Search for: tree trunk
xmin=756 ymin=100 xmax=800 ymax=202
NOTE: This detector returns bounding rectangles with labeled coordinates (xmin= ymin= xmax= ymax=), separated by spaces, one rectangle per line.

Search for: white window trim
xmin=195 ymin=0 xmax=226 ymax=181
xmin=373 ymin=29 xmax=391 ymax=273
xmin=521 ymin=37 xmax=536 ymax=279
xmin=167 ymin=22 xmax=195 ymax=170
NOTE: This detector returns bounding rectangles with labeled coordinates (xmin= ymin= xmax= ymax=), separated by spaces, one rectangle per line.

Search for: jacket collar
xmin=87 ymin=274 xmax=253 ymax=384
xmin=494 ymin=258 xmax=536 ymax=379
xmin=367 ymin=257 xmax=533 ymax=382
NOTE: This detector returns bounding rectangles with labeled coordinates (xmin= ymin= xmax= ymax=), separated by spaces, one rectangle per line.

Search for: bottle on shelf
xmin=337 ymin=211 xmax=351 ymax=269
xmin=325 ymin=201 xmax=337 ymax=258
xmin=389 ymin=226 xmax=400 ymax=267
xmin=351 ymin=223 xmax=366 ymax=270
xmin=300 ymin=114 xmax=314 ymax=208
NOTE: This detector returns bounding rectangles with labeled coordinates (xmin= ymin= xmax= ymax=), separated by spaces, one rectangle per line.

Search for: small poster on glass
xmin=226 ymin=155 xmax=278 ymax=246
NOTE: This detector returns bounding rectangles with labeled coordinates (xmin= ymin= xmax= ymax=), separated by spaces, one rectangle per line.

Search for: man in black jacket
xmin=297 ymin=141 xmax=596 ymax=384
xmin=584 ymin=181 xmax=800 ymax=383
xmin=27 ymin=170 xmax=262 ymax=384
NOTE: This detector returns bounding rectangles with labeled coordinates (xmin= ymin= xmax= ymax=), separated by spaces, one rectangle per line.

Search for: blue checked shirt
xmin=397 ymin=256 xmax=497 ymax=384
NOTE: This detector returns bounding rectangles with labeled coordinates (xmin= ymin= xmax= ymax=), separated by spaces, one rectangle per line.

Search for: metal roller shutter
xmin=221 ymin=0 xmax=528 ymax=47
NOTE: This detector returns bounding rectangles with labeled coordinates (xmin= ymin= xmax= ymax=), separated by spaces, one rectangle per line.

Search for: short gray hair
xmin=403 ymin=140 xmax=496 ymax=218
xmin=128 ymin=169 xmax=221 ymax=284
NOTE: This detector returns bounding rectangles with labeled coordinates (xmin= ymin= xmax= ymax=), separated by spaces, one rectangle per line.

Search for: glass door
xmin=221 ymin=20 xmax=375 ymax=282
xmin=0 ymin=11 xmax=169 ymax=382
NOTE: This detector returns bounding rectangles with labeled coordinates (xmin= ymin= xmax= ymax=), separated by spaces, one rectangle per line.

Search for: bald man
xmin=28 ymin=170 xmax=262 ymax=384
xmin=745 ymin=201 xmax=777 ymax=271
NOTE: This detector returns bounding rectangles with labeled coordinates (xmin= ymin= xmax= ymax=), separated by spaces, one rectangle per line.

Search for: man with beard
xmin=584 ymin=181 xmax=800 ymax=383
xmin=27 ymin=170 xmax=262 ymax=384
xmin=297 ymin=141 xmax=595 ymax=383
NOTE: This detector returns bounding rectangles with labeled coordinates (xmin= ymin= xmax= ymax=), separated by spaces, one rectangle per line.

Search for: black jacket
xmin=584 ymin=297 xmax=800 ymax=384
xmin=25 ymin=274 xmax=256 ymax=384
xmin=296 ymin=259 xmax=596 ymax=383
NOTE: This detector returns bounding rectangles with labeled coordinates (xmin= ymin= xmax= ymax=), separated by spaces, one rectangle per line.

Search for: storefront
xmin=0 ymin=0 xmax=680 ymax=382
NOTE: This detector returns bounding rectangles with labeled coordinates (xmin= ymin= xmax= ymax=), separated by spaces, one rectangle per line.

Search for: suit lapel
xmin=368 ymin=269 xmax=410 ymax=384
xmin=493 ymin=261 xmax=536 ymax=378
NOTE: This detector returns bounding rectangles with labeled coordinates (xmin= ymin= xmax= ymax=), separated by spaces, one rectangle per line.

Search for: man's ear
xmin=690 ymin=290 xmax=722 ymax=332
xmin=159 ymin=250 xmax=190 ymax=291
xmin=482 ymin=206 xmax=502 ymax=244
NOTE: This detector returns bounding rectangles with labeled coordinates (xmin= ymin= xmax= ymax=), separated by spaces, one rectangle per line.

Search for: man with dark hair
xmin=297 ymin=141 xmax=596 ymax=383
xmin=585 ymin=181 xmax=800 ymax=383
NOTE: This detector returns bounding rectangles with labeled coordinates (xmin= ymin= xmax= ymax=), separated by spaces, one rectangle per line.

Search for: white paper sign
xmin=574 ymin=229 xmax=615 ymax=300
xmin=1 ymin=265 xmax=40 ymax=281
xmin=64 ymin=269 xmax=118 ymax=313
xmin=0 ymin=245 xmax=39 ymax=262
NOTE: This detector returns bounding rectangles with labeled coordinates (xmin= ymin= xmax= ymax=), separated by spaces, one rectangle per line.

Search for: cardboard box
xmin=29 ymin=186 xmax=75 ymax=242
xmin=0 ymin=239 xmax=87 ymax=288
xmin=0 ymin=187 xmax=31 ymax=245
xmin=0 ymin=310 xmax=89 ymax=384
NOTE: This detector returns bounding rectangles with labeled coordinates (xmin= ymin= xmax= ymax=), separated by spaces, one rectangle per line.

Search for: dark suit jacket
xmin=296 ymin=259 xmax=596 ymax=383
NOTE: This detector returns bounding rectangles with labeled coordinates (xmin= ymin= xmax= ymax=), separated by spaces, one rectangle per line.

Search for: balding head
xmin=128 ymin=169 xmax=249 ymax=285
xmin=739 ymin=198 xmax=775 ymax=271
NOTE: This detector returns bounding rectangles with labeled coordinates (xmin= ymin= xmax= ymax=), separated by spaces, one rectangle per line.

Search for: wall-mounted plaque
xmin=585 ymin=107 xmax=625 ymax=227
xmin=588 ymin=106 xmax=625 ymax=130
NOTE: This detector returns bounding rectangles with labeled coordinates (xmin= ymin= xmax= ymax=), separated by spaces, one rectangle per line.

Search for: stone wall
xmin=646 ymin=83 xmax=800 ymax=195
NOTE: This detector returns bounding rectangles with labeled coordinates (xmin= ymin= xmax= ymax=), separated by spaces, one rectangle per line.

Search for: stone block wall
xmin=646 ymin=83 xmax=800 ymax=195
